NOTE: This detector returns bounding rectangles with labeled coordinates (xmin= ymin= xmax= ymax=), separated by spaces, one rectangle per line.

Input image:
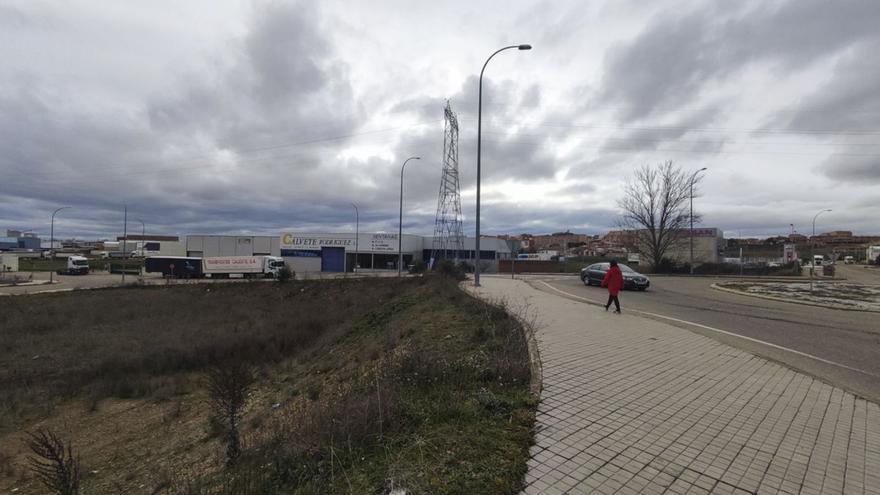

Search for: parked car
xmin=580 ymin=262 xmax=650 ymax=291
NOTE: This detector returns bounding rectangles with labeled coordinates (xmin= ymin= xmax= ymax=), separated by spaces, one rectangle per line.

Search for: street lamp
xmin=474 ymin=43 xmax=532 ymax=287
xmin=689 ymin=167 xmax=707 ymax=275
xmin=122 ymin=204 xmax=128 ymax=284
xmin=49 ymin=206 xmax=71 ymax=284
xmin=398 ymin=156 xmax=420 ymax=277
xmin=350 ymin=203 xmax=359 ymax=273
xmin=810 ymin=208 xmax=832 ymax=293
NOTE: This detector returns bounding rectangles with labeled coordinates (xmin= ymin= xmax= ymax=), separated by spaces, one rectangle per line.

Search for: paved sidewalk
xmin=469 ymin=277 xmax=880 ymax=495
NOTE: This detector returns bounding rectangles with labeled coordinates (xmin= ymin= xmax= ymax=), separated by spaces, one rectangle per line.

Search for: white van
xmin=844 ymin=256 xmax=854 ymax=264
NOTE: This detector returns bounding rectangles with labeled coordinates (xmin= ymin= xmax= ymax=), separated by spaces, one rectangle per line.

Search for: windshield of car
xmin=73 ymin=259 xmax=88 ymax=266
xmin=620 ymin=264 xmax=636 ymax=273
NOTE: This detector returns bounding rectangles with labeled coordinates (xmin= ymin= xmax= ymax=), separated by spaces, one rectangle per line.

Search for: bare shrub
xmin=25 ymin=429 xmax=80 ymax=495
xmin=206 ymin=362 xmax=255 ymax=466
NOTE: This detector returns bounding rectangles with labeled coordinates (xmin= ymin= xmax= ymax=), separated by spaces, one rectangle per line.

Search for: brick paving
xmin=469 ymin=277 xmax=880 ymax=495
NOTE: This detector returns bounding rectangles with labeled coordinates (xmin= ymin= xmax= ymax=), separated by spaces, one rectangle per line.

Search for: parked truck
xmin=56 ymin=255 xmax=90 ymax=275
xmin=202 ymin=256 xmax=285 ymax=278
xmin=867 ymin=246 xmax=880 ymax=265
xmin=145 ymin=256 xmax=285 ymax=279
xmin=144 ymin=256 xmax=204 ymax=278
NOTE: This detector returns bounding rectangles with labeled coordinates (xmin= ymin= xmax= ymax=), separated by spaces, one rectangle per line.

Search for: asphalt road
xmin=518 ymin=273 xmax=880 ymax=403
xmin=835 ymin=263 xmax=880 ymax=285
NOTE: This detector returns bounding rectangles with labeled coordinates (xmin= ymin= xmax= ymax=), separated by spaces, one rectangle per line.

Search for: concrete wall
xmin=0 ymin=254 xmax=19 ymax=272
xmin=665 ymin=236 xmax=720 ymax=264
xmin=186 ymin=236 xmax=281 ymax=257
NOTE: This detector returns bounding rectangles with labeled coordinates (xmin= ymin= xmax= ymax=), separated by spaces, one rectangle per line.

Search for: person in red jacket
xmin=601 ymin=259 xmax=624 ymax=313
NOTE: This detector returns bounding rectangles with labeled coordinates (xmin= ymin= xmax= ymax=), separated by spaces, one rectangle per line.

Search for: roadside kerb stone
xmin=467 ymin=277 xmax=880 ymax=495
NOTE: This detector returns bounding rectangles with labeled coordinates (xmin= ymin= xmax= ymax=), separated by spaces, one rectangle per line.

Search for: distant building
xmin=530 ymin=231 xmax=589 ymax=252
xmin=661 ymin=228 xmax=724 ymax=265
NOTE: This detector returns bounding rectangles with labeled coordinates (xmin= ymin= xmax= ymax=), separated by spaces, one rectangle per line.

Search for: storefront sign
xmin=370 ymin=233 xmax=398 ymax=252
xmin=281 ymin=233 xmax=353 ymax=249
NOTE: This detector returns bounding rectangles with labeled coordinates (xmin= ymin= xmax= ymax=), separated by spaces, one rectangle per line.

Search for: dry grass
xmin=0 ymin=276 xmax=535 ymax=494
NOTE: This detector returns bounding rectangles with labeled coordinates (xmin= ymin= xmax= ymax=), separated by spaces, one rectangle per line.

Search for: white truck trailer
xmin=145 ymin=255 xmax=286 ymax=278
xmin=201 ymin=256 xmax=285 ymax=279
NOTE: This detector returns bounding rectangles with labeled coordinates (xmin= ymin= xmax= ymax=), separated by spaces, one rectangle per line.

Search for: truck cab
xmin=59 ymin=255 xmax=90 ymax=275
xmin=264 ymin=256 xmax=286 ymax=278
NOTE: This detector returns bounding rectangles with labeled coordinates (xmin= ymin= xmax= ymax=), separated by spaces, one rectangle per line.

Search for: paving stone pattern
xmin=470 ymin=278 xmax=880 ymax=495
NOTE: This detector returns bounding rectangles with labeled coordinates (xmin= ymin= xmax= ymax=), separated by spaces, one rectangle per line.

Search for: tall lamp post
xmin=810 ymin=208 xmax=831 ymax=293
xmin=398 ymin=156 xmax=420 ymax=277
xmin=474 ymin=43 xmax=532 ymax=287
xmin=49 ymin=206 xmax=71 ymax=284
xmin=350 ymin=203 xmax=359 ymax=272
xmin=688 ymin=167 xmax=707 ymax=275
xmin=122 ymin=204 xmax=128 ymax=284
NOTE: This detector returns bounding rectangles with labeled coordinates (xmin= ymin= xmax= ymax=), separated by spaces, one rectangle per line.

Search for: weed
xmin=205 ymin=362 xmax=255 ymax=466
xmin=25 ymin=429 xmax=80 ymax=495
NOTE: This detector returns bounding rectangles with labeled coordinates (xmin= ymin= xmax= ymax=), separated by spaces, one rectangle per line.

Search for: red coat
xmin=601 ymin=265 xmax=624 ymax=296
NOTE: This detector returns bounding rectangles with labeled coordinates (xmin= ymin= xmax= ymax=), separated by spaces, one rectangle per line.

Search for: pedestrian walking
xmin=601 ymin=259 xmax=624 ymax=313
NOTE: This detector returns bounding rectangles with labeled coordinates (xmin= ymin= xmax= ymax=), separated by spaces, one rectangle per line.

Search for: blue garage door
xmin=321 ymin=247 xmax=345 ymax=272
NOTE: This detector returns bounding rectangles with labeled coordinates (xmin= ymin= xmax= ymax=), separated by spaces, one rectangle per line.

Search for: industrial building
xmin=186 ymin=235 xmax=281 ymax=258
xmin=182 ymin=233 xmax=512 ymax=274
xmin=279 ymin=232 xmax=512 ymax=273
xmin=664 ymin=228 xmax=724 ymax=264
xmin=1 ymin=230 xmax=41 ymax=251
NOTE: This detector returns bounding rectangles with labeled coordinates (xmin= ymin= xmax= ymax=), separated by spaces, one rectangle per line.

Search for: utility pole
xmin=122 ymin=204 xmax=127 ymax=284
xmin=49 ymin=206 xmax=71 ymax=284
xmin=398 ymin=156 xmax=420 ymax=277
xmin=810 ymin=209 xmax=832 ymax=294
xmin=351 ymin=203 xmax=359 ymax=273
xmin=688 ymin=167 xmax=707 ymax=275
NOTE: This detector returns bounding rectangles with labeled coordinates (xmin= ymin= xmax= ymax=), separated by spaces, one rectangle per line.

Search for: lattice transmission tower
xmin=430 ymin=101 xmax=465 ymax=266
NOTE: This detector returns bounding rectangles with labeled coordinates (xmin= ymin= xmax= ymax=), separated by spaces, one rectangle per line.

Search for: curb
xmin=710 ymin=283 xmax=880 ymax=313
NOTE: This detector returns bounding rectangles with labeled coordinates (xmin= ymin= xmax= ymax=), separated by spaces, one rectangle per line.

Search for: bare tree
xmin=206 ymin=362 xmax=256 ymax=466
xmin=25 ymin=429 xmax=80 ymax=495
xmin=618 ymin=161 xmax=700 ymax=269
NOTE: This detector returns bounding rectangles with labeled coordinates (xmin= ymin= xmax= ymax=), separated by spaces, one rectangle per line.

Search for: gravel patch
xmin=718 ymin=281 xmax=880 ymax=311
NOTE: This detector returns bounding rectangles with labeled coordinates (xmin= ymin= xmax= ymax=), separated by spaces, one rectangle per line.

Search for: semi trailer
xmin=145 ymin=256 xmax=285 ymax=279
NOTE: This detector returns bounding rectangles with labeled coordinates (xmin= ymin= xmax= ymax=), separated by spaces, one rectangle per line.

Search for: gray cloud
xmin=817 ymin=154 xmax=880 ymax=184
xmin=595 ymin=0 xmax=880 ymax=123
xmin=775 ymin=40 xmax=880 ymax=133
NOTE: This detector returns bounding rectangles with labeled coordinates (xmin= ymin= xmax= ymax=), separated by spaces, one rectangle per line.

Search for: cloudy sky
xmin=2 ymin=0 xmax=878 ymax=240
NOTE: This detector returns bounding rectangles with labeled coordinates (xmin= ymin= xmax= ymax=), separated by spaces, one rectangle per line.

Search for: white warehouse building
xmin=184 ymin=233 xmax=512 ymax=274
xmin=280 ymin=232 xmax=512 ymax=273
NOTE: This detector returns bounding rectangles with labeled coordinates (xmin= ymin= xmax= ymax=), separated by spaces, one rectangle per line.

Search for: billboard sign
xmin=281 ymin=233 xmax=399 ymax=252
xmin=783 ymin=243 xmax=797 ymax=263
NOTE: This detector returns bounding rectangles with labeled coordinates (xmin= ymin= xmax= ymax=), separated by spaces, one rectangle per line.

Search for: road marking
xmin=536 ymin=280 xmax=880 ymax=379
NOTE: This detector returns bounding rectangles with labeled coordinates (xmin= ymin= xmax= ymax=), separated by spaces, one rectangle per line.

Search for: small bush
xmin=408 ymin=260 xmax=426 ymax=274
xmin=276 ymin=265 xmax=293 ymax=283
xmin=436 ymin=259 xmax=466 ymax=281
xmin=206 ymin=362 xmax=256 ymax=466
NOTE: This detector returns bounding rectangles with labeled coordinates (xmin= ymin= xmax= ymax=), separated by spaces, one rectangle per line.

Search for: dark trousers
xmin=606 ymin=294 xmax=620 ymax=311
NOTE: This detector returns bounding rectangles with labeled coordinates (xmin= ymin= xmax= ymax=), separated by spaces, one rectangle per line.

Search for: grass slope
xmin=0 ymin=276 xmax=535 ymax=494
